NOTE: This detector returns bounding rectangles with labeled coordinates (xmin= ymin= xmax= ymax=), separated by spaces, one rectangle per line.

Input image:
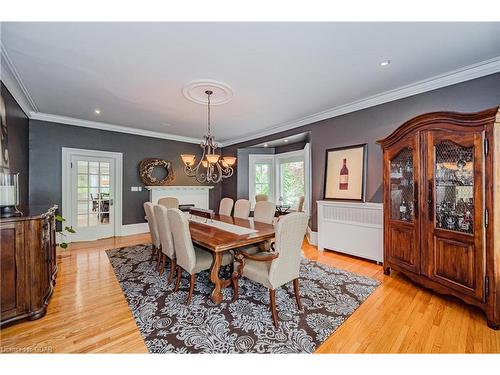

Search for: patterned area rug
xmin=106 ymin=244 xmax=379 ymax=353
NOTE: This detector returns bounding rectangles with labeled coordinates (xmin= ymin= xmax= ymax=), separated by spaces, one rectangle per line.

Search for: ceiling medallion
xmin=182 ymin=80 xmax=234 ymax=105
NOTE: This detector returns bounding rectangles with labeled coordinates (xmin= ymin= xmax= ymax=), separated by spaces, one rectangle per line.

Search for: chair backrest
xmin=297 ymin=196 xmax=305 ymax=212
xmin=167 ymin=208 xmax=196 ymax=273
xmin=233 ymin=199 xmax=251 ymax=219
xmin=219 ymin=197 xmax=234 ymax=216
xmin=144 ymin=202 xmax=160 ymax=248
xmin=153 ymin=205 xmax=175 ymax=258
xmin=158 ymin=197 xmax=179 ymax=209
xmin=255 ymin=194 xmax=268 ymax=202
xmin=253 ymin=201 xmax=275 ymax=224
xmin=269 ymin=212 xmax=309 ymax=289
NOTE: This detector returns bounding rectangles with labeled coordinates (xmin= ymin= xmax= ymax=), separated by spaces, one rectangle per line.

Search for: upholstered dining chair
xmin=144 ymin=202 xmax=161 ymax=268
xmin=233 ymin=199 xmax=251 ymax=219
xmin=232 ymin=212 xmax=309 ymax=328
xmin=255 ymin=194 xmax=268 ymax=202
xmin=158 ymin=197 xmax=179 ymax=209
xmin=153 ymin=205 xmax=176 ymax=281
xmin=219 ymin=197 xmax=234 ymax=216
xmin=168 ymin=208 xmax=233 ymax=304
xmin=253 ymin=201 xmax=276 ymax=225
xmin=297 ymin=196 xmax=305 ymax=212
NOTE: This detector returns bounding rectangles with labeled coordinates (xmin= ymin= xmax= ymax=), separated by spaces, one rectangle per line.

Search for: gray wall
xmin=222 ymin=73 xmax=500 ymax=231
xmin=29 ymin=120 xmax=223 ymax=225
xmin=1 ymin=82 xmax=29 ymax=206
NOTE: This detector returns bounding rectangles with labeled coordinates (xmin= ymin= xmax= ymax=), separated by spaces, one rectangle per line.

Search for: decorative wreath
xmin=139 ymin=158 xmax=175 ymax=186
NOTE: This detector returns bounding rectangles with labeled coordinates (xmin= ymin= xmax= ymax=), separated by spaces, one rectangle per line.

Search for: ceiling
xmin=1 ymin=22 xmax=499 ymax=145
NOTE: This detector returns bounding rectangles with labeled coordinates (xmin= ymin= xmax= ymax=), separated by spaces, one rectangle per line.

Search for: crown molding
xmin=220 ymin=56 xmax=500 ymax=147
xmin=0 ymin=42 xmax=39 ymax=114
xmin=30 ymin=112 xmax=202 ymax=144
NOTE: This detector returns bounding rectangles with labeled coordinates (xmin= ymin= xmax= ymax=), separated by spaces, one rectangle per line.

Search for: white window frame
xmin=248 ymin=154 xmax=275 ymax=208
xmin=248 ymin=145 xmax=311 ymax=214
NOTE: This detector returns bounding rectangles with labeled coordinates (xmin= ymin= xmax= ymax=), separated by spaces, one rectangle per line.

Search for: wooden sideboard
xmin=377 ymin=107 xmax=500 ymax=329
xmin=1 ymin=205 xmax=58 ymax=327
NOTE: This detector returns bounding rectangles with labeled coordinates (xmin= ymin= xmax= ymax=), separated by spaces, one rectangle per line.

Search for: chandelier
xmin=181 ymin=90 xmax=236 ymax=183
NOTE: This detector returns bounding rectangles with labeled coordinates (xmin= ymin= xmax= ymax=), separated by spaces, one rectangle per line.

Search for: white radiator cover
xmin=317 ymin=200 xmax=383 ymax=262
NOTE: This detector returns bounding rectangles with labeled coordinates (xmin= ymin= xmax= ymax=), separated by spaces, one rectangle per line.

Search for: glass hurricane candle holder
xmin=0 ymin=172 xmax=21 ymax=218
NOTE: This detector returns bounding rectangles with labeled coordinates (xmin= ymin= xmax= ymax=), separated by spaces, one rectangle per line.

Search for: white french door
xmin=62 ymin=148 xmax=122 ymax=242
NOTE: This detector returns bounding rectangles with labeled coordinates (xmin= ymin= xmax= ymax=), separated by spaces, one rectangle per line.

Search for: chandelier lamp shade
xmin=180 ymin=90 xmax=236 ymax=183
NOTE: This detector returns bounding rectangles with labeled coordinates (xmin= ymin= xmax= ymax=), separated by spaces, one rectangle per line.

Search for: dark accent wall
xmin=29 ymin=120 xmax=221 ymax=225
xmin=274 ymin=140 xmax=307 ymax=154
xmin=1 ymin=82 xmax=29 ymax=206
xmin=222 ymin=73 xmax=500 ymax=231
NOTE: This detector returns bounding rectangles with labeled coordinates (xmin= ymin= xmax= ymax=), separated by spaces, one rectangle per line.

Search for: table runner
xmin=189 ymin=214 xmax=258 ymax=235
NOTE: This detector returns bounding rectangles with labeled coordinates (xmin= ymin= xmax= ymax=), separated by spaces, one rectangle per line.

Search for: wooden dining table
xmin=188 ymin=214 xmax=275 ymax=305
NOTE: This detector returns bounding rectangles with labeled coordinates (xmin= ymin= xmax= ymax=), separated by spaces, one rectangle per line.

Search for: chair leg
xmin=187 ymin=274 xmax=196 ymax=304
xmin=159 ymin=254 xmax=167 ymax=275
xmin=231 ymin=271 xmax=239 ymax=302
xmin=293 ymin=278 xmax=302 ymax=311
xmin=174 ymin=266 xmax=182 ymax=292
xmin=167 ymin=258 xmax=176 ymax=283
xmin=269 ymin=289 xmax=278 ymax=328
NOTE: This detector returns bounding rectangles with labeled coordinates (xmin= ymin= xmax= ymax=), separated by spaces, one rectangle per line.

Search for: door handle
xmin=110 ymin=199 xmax=114 ymax=206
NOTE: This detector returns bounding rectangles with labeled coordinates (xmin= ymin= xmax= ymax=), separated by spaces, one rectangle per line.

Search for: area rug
xmin=106 ymin=244 xmax=379 ymax=353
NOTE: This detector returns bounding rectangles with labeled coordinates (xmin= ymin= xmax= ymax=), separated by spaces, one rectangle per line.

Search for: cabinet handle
xmin=428 ymin=179 xmax=433 ymax=221
xmin=413 ymin=181 xmax=418 ymax=219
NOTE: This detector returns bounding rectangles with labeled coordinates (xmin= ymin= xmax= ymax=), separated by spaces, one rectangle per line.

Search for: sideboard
xmin=0 ymin=205 xmax=58 ymax=327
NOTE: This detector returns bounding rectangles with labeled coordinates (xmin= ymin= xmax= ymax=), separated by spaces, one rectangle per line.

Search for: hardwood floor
xmin=1 ymin=234 xmax=499 ymax=353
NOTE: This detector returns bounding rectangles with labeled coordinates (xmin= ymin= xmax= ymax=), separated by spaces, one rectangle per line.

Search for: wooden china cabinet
xmin=377 ymin=107 xmax=500 ymax=329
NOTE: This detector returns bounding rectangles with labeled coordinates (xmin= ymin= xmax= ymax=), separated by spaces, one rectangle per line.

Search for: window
xmin=249 ymin=155 xmax=274 ymax=207
xmin=249 ymin=147 xmax=310 ymax=213
xmin=277 ymin=157 xmax=305 ymax=208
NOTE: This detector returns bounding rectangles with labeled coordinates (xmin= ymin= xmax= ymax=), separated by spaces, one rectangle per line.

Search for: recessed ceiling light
xmin=284 ymin=139 xmax=289 ymax=143
xmin=94 ymin=109 xmax=101 ymax=115
xmin=380 ymin=60 xmax=391 ymax=67
xmin=263 ymin=143 xmax=268 ymax=148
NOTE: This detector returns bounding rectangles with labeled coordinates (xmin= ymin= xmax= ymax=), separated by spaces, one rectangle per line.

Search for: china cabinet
xmin=377 ymin=107 xmax=500 ymax=329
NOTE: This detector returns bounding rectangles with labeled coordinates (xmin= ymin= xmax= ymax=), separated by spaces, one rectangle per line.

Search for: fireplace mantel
xmin=146 ymin=185 xmax=213 ymax=209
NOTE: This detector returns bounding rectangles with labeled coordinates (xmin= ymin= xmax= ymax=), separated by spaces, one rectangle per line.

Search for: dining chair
xmin=233 ymin=199 xmax=251 ymax=219
xmin=153 ymin=205 xmax=176 ymax=281
xmin=158 ymin=197 xmax=179 ymax=209
xmin=255 ymin=194 xmax=268 ymax=202
xmin=253 ymin=201 xmax=276 ymax=224
xmin=144 ymin=202 xmax=161 ymax=268
xmin=232 ymin=212 xmax=309 ymax=328
xmin=297 ymin=196 xmax=305 ymax=212
xmin=238 ymin=200 xmax=277 ymax=255
xmin=219 ymin=197 xmax=234 ymax=216
xmin=168 ymin=208 xmax=233 ymax=304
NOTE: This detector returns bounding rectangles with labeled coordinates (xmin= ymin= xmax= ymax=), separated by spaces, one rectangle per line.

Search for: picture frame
xmin=323 ymin=143 xmax=367 ymax=201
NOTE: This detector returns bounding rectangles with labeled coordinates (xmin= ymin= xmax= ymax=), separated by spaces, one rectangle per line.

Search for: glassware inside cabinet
xmin=389 ymin=147 xmax=414 ymax=222
xmin=434 ymin=141 xmax=474 ymax=234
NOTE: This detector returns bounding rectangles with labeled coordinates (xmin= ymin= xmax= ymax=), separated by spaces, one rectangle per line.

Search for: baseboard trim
xmin=121 ymin=223 xmax=149 ymax=236
xmin=306 ymin=226 xmax=318 ymax=246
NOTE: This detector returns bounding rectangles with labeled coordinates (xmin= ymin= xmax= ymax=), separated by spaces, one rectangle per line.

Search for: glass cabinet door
xmin=389 ymin=147 xmax=415 ymax=222
xmin=434 ymin=141 xmax=474 ymax=234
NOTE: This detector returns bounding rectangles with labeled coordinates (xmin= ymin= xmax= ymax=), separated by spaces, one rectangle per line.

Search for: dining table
xmin=188 ymin=214 xmax=275 ymax=305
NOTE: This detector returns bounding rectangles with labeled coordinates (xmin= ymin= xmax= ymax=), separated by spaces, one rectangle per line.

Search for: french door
xmin=62 ymin=148 xmax=122 ymax=242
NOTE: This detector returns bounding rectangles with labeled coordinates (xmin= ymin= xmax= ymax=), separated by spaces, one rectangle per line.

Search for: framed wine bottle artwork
xmin=323 ymin=143 xmax=367 ymax=201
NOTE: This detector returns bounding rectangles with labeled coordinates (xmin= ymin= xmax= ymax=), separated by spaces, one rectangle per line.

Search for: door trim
xmin=61 ymin=147 xmax=123 ymax=242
